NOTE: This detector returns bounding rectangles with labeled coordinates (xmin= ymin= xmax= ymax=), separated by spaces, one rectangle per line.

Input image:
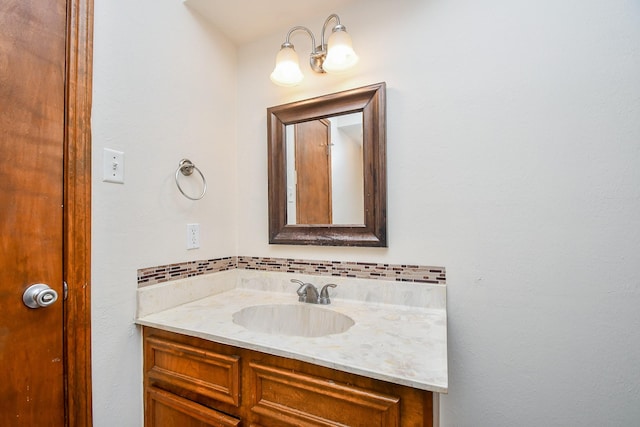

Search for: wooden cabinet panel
xmin=249 ymin=361 xmax=399 ymax=426
xmin=146 ymin=386 xmax=240 ymax=427
xmin=143 ymin=327 xmax=432 ymax=427
xmin=145 ymin=335 xmax=240 ymax=407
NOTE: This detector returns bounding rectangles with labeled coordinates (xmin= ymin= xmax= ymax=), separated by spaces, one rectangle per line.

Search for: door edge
xmin=64 ymin=0 xmax=94 ymax=425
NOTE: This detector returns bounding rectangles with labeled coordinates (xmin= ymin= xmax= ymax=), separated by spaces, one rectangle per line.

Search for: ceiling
xmin=183 ymin=0 xmax=359 ymax=46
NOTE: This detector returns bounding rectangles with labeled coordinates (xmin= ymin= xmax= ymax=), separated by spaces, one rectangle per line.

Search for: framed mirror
xmin=267 ymin=82 xmax=387 ymax=246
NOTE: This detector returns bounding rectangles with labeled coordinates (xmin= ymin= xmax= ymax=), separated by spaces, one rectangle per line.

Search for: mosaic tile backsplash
xmin=137 ymin=256 xmax=446 ymax=287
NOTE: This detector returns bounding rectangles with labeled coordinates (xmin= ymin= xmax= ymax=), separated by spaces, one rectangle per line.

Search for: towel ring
xmin=175 ymin=159 xmax=207 ymax=200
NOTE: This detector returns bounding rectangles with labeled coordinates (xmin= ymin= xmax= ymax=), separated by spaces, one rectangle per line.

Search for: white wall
xmin=236 ymin=0 xmax=640 ymax=425
xmin=331 ymin=114 xmax=364 ymax=224
xmin=91 ymin=0 xmax=237 ymax=425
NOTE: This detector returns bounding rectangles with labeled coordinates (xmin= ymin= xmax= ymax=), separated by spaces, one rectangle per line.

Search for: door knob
xmin=23 ymin=283 xmax=59 ymax=309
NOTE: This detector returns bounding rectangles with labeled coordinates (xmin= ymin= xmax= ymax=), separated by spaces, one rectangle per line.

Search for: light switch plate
xmin=103 ymin=148 xmax=125 ymax=184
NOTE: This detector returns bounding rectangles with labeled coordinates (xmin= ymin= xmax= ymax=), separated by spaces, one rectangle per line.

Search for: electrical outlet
xmin=186 ymin=223 xmax=200 ymax=249
xmin=102 ymin=148 xmax=125 ymax=184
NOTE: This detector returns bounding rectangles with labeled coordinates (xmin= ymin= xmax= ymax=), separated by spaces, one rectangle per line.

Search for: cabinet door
xmin=145 ymin=334 xmax=241 ymax=407
xmin=146 ymin=387 xmax=241 ymax=427
xmin=248 ymin=361 xmax=400 ymax=427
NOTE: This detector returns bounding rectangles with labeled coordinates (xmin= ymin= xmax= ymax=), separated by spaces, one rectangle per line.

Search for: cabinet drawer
xmin=146 ymin=386 xmax=241 ymax=427
xmin=145 ymin=335 xmax=240 ymax=407
xmin=248 ymin=361 xmax=400 ymax=427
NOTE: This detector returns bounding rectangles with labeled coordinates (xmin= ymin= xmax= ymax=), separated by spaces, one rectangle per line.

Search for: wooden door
xmin=294 ymin=119 xmax=332 ymax=224
xmin=1 ymin=0 xmax=68 ymax=425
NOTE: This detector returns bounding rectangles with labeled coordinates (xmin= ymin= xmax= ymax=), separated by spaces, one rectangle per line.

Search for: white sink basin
xmin=232 ymin=304 xmax=354 ymax=337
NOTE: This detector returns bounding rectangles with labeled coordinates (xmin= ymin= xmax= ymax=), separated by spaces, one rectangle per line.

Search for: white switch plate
xmin=287 ymin=186 xmax=294 ymax=203
xmin=103 ymin=148 xmax=125 ymax=184
xmin=186 ymin=223 xmax=200 ymax=249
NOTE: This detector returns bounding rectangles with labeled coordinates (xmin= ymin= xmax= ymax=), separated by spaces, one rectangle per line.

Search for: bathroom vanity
xmin=144 ymin=327 xmax=432 ymax=426
xmin=136 ymin=270 xmax=448 ymax=426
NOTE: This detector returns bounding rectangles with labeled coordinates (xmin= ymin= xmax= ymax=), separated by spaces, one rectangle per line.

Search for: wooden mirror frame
xmin=267 ymin=82 xmax=387 ymax=247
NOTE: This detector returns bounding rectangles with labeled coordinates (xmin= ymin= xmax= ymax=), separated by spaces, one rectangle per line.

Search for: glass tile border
xmin=137 ymin=256 xmax=446 ymax=287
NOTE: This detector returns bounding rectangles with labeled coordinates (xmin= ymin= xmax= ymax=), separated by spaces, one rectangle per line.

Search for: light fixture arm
xmin=284 ymin=26 xmax=318 ymax=53
xmin=320 ymin=14 xmax=341 ymax=51
xmin=282 ymin=25 xmax=326 ymax=73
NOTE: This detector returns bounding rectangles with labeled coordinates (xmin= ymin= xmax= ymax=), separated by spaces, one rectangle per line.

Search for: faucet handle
xmin=291 ymin=279 xmax=308 ymax=301
xmin=319 ymin=284 xmax=337 ymax=305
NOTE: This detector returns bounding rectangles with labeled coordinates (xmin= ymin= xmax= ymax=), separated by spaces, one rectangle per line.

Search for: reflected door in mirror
xmin=293 ymin=119 xmax=332 ymax=224
xmin=286 ymin=113 xmax=364 ymax=225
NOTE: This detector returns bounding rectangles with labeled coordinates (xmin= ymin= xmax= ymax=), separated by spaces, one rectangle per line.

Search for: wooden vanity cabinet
xmin=143 ymin=327 xmax=433 ymax=427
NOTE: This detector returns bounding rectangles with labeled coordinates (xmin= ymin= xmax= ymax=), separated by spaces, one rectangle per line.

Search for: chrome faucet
xmin=291 ymin=279 xmax=337 ymax=305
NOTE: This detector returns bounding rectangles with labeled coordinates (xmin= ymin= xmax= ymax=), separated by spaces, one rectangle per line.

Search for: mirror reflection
xmin=286 ymin=112 xmax=364 ymax=225
xmin=267 ymin=82 xmax=386 ymax=247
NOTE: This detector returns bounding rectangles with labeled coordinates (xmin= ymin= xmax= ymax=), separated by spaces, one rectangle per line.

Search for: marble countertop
xmin=135 ymin=271 xmax=448 ymax=393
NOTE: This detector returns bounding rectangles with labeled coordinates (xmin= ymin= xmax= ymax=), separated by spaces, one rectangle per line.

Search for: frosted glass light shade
xmin=270 ymin=46 xmax=304 ymax=86
xmin=323 ymin=30 xmax=359 ymax=73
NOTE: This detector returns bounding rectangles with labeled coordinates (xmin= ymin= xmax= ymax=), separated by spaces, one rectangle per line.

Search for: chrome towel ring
xmin=175 ymin=159 xmax=207 ymax=200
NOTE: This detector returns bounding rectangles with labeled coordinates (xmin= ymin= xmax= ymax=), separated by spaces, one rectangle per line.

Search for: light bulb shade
xmin=270 ymin=46 xmax=304 ymax=86
xmin=322 ymin=29 xmax=359 ymax=73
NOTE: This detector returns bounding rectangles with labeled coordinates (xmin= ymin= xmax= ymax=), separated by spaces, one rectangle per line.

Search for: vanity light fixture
xmin=270 ymin=13 xmax=359 ymax=87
